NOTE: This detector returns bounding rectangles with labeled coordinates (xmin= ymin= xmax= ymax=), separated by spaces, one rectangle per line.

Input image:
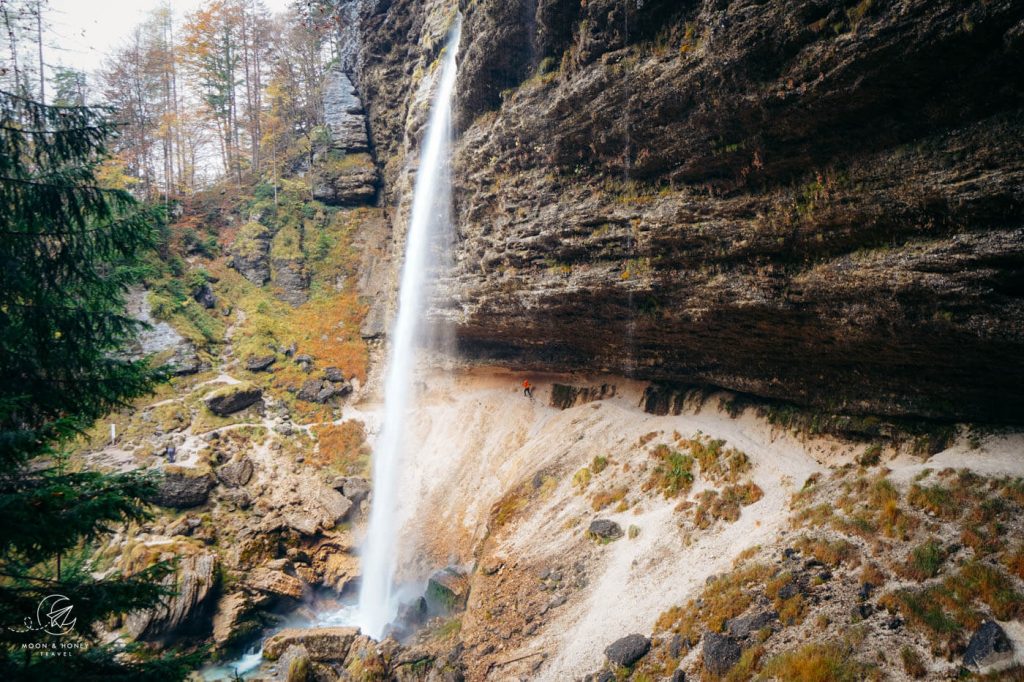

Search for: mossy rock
xmin=271 ymin=224 xmax=305 ymax=262
xmin=151 ymin=465 xmax=214 ymax=509
xmin=205 ymin=382 xmax=263 ymax=416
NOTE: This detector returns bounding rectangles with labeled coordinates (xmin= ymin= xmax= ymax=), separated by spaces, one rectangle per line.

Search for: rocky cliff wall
xmin=355 ymin=0 xmax=1024 ymax=423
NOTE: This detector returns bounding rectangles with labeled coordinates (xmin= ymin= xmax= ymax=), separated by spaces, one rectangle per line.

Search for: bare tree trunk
xmin=0 ymin=1 xmax=22 ymax=92
xmin=34 ymin=0 xmax=43 ymax=102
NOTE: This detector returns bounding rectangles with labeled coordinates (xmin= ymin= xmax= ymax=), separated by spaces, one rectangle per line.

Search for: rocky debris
xmin=152 ymin=466 xmax=215 ymax=508
xmin=245 ymin=354 xmax=276 ymax=372
xmin=126 ymin=552 xmax=218 ymax=641
xmin=725 ymin=610 xmax=777 ymax=639
xmin=294 ymin=354 xmax=314 ymax=371
xmin=604 ymin=633 xmax=650 ymax=668
xmin=550 ymin=383 xmax=616 ymax=410
xmin=331 ymin=476 xmax=370 ymax=506
xmin=702 ymin=632 xmax=741 ymax=677
xmin=229 ymin=221 xmax=272 ymax=285
xmin=426 ymin=567 xmax=470 ymax=613
xmin=323 ymin=366 xmax=345 ymax=383
xmin=205 ymin=382 xmax=263 ymax=416
xmin=263 ymin=627 xmax=359 ymax=662
xmin=964 ymin=620 xmax=1013 ymax=671
xmin=216 ymin=457 xmax=254 ymax=488
xmin=211 ymin=592 xmax=258 ymax=649
xmin=588 ymin=518 xmax=623 ymax=541
xmin=296 ymin=377 xmax=352 ymax=404
xmin=192 ymin=282 xmax=217 ymax=309
xmin=248 ymin=565 xmax=306 ymax=604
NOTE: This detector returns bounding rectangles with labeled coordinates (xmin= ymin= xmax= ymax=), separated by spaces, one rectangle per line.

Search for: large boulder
xmin=281 ymin=482 xmax=351 ymax=535
xmin=964 ymin=620 xmax=1013 ymax=671
xmin=425 ymin=567 xmax=470 ymax=614
xmin=205 ymin=382 xmax=263 ymax=416
xmin=726 ymin=610 xmax=777 ymax=639
xmin=245 ymin=354 xmax=276 ymax=372
xmin=296 ymin=377 xmax=352 ymax=404
xmin=216 ymin=457 xmax=254 ymax=488
xmin=263 ymin=627 xmax=359 ymax=662
xmin=588 ymin=518 xmax=623 ymax=541
xmin=126 ymin=552 xmax=218 ymax=641
xmin=703 ymin=632 xmax=741 ymax=676
xmin=192 ymin=282 xmax=217 ymax=309
xmin=152 ymin=466 xmax=215 ymax=508
xmin=211 ymin=592 xmax=258 ymax=649
xmin=334 ymin=476 xmax=371 ymax=506
xmin=604 ymin=633 xmax=651 ymax=667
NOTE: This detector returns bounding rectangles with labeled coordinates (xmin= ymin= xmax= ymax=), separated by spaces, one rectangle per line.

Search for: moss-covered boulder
xmin=205 ymin=382 xmax=263 ymax=416
xmin=425 ymin=567 xmax=470 ymax=614
xmin=152 ymin=465 xmax=215 ymax=508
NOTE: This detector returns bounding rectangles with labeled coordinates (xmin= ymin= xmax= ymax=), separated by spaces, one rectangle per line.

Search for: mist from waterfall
xmin=356 ymin=16 xmax=462 ymax=640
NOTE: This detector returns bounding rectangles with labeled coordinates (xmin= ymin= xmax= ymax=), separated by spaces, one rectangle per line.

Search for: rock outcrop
xmin=126 ymin=552 xmax=218 ymax=642
xmin=312 ymin=66 xmax=379 ymax=206
xmin=229 ymin=221 xmax=272 ymax=285
xmin=355 ymin=0 xmax=1024 ymax=423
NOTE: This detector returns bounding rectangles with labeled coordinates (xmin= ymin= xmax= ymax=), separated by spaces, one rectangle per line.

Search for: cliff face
xmin=356 ymin=0 xmax=1024 ymax=422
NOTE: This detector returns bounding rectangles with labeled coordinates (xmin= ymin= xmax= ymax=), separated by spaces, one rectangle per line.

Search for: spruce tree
xmin=0 ymin=91 xmax=196 ymax=680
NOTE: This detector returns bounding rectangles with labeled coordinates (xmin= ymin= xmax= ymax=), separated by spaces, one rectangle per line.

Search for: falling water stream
xmin=201 ymin=19 xmax=462 ymax=679
xmin=356 ymin=16 xmax=462 ymax=639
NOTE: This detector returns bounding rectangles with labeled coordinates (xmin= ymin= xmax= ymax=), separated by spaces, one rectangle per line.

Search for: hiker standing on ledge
xmin=523 ymin=380 xmax=534 ymax=399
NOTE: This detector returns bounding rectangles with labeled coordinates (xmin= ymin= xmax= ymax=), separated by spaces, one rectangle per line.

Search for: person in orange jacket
xmin=522 ymin=379 xmax=534 ymax=399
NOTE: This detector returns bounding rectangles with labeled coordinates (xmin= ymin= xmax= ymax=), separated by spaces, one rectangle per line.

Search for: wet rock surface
xmin=263 ymin=627 xmax=359 ymax=662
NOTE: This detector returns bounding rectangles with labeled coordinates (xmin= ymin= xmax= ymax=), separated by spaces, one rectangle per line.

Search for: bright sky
xmin=44 ymin=0 xmax=294 ymax=75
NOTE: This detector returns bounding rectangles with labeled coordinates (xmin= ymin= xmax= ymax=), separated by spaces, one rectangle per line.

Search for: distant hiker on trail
xmin=523 ymin=380 xmax=534 ymax=399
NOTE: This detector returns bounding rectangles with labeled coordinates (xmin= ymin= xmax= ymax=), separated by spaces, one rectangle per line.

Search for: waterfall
xmin=356 ymin=16 xmax=462 ymax=640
